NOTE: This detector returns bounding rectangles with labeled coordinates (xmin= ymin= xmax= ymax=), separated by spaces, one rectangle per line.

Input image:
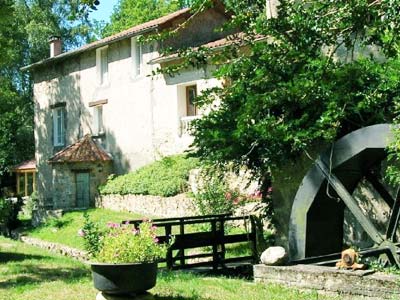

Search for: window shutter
xmin=62 ymin=108 xmax=67 ymax=146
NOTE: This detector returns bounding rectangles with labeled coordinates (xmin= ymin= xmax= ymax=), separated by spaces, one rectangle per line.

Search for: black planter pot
xmin=90 ymin=261 xmax=157 ymax=296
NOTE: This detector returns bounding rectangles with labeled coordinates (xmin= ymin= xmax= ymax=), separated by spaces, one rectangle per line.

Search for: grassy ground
xmin=23 ymin=208 xmax=147 ymax=250
xmin=0 ymin=237 xmax=343 ymax=300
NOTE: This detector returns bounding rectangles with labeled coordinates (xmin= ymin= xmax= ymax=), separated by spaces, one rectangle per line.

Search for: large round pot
xmin=90 ymin=261 xmax=157 ymax=295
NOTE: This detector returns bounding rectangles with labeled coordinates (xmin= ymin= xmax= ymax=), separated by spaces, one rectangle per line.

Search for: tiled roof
xmin=13 ymin=159 xmax=36 ymax=171
xmin=150 ymin=33 xmax=266 ymax=64
xmin=48 ymin=135 xmax=112 ymax=164
xmin=21 ymin=8 xmax=191 ymax=71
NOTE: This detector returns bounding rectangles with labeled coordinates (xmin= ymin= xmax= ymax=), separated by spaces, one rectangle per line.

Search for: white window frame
xmin=96 ymin=46 xmax=109 ymax=86
xmin=92 ymin=105 xmax=104 ymax=136
xmin=131 ymin=37 xmax=143 ymax=78
xmin=53 ymin=107 xmax=65 ymax=146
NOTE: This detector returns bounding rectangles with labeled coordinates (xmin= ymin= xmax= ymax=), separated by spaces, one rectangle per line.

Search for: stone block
xmin=254 ymin=264 xmax=400 ymax=299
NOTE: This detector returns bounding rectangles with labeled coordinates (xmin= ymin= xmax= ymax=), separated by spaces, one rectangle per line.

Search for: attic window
xmin=131 ymin=37 xmax=143 ymax=77
xmin=96 ymin=46 xmax=108 ymax=85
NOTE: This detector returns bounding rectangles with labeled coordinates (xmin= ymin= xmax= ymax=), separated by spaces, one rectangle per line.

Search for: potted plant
xmin=79 ymin=213 xmax=168 ymax=296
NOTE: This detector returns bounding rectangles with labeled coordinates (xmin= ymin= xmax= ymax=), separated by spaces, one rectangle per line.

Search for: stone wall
xmin=97 ymin=193 xmax=198 ymax=218
xmin=19 ymin=236 xmax=88 ymax=261
xmin=254 ymin=264 xmax=400 ymax=300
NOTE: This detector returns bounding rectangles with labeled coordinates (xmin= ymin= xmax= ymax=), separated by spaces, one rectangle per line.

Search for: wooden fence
xmin=125 ymin=213 xmax=257 ymax=270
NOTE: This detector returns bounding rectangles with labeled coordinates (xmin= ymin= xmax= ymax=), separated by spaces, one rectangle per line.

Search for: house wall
xmin=33 ymin=10 xmax=225 ymax=208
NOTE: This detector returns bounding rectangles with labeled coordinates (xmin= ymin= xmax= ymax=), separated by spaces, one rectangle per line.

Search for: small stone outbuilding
xmin=47 ymin=134 xmax=112 ymax=208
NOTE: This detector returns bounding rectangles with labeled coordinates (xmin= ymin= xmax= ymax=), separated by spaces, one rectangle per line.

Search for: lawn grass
xmin=23 ymin=208 xmax=148 ymax=250
xmin=0 ymin=236 xmax=95 ymax=300
xmin=0 ymin=237 xmax=344 ymax=300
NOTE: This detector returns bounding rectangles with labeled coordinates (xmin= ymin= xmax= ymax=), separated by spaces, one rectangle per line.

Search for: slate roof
xmin=13 ymin=159 xmax=36 ymax=171
xmin=48 ymin=135 xmax=112 ymax=164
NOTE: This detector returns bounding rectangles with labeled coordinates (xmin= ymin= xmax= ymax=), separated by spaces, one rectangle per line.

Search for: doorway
xmin=76 ymin=172 xmax=90 ymax=207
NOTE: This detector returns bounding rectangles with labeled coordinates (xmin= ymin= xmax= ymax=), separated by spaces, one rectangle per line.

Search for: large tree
xmin=169 ymin=0 xmax=400 ymax=187
xmin=102 ymin=0 xmax=193 ymax=37
xmin=0 ymin=0 xmax=95 ymax=180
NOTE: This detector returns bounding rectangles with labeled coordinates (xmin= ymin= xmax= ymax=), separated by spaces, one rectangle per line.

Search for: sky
xmin=89 ymin=0 xmax=120 ymax=23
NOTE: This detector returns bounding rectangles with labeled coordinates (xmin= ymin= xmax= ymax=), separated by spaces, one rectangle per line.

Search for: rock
xmin=260 ymin=246 xmax=287 ymax=266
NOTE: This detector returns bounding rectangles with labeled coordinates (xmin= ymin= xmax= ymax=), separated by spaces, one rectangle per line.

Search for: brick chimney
xmin=49 ymin=36 xmax=62 ymax=58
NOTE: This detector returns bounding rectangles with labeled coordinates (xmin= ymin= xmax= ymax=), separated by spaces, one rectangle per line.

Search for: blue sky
xmin=89 ymin=0 xmax=120 ymax=23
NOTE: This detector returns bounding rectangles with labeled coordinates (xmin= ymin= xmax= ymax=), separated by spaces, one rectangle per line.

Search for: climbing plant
xmin=159 ymin=0 xmax=400 ymax=186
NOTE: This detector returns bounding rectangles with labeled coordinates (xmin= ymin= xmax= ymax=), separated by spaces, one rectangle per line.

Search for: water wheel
xmin=289 ymin=124 xmax=400 ymax=267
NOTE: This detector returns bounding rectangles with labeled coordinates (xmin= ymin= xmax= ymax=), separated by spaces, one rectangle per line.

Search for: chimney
xmin=266 ymin=0 xmax=280 ymax=19
xmin=49 ymin=36 xmax=62 ymax=58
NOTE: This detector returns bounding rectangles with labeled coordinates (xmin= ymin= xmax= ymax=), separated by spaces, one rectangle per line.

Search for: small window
xmin=93 ymin=105 xmax=104 ymax=135
xmin=53 ymin=107 xmax=65 ymax=146
xmin=186 ymin=85 xmax=198 ymax=116
xmin=131 ymin=37 xmax=143 ymax=77
xmin=96 ymin=46 xmax=108 ymax=85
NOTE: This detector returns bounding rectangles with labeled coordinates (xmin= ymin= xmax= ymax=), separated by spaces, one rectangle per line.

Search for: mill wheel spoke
xmin=316 ymin=159 xmax=384 ymax=245
xmin=386 ymin=195 xmax=400 ymax=242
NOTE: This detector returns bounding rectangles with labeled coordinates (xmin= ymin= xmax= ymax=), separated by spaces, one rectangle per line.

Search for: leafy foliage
xmin=97 ymin=221 xmax=168 ymax=263
xmin=194 ymin=174 xmax=244 ymax=215
xmin=0 ymin=197 xmax=23 ymax=236
xmin=100 ymin=155 xmax=199 ymax=197
xmin=80 ymin=216 xmax=169 ymax=263
xmin=80 ymin=212 xmax=103 ymax=258
xmin=102 ymin=0 xmax=193 ymax=37
xmin=162 ymin=0 xmax=400 ymax=184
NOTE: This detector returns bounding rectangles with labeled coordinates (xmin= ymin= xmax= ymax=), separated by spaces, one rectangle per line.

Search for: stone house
xmin=22 ymin=2 xmax=234 ymax=209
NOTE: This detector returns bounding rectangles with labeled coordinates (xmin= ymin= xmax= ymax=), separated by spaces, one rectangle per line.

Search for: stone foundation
xmin=97 ymin=194 xmax=198 ymax=218
xmin=254 ymin=264 xmax=400 ymax=299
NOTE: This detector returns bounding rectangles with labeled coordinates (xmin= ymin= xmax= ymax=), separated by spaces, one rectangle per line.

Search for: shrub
xmin=194 ymin=176 xmax=244 ymax=216
xmin=21 ymin=191 xmax=39 ymax=219
xmin=80 ymin=212 xmax=102 ymax=258
xmin=100 ymin=155 xmax=199 ymax=197
xmin=0 ymin=197 xmax=23 ymax=236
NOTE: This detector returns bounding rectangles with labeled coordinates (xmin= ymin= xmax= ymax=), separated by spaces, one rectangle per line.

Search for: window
xmin=131 ymin=37 xmax=143 ymax=77
xmin=93 ymin=105 xmax=104 ymax=135
xmin=96 ymin=46 xmax=108 ymax=85
xmin=53 ymin=107 xmax=65 ymax=146
xmin=186 ymin=85 xmax=198 ymax=116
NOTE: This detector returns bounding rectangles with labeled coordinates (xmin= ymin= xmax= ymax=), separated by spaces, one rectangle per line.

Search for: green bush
xmin=0 ymin=197 xmax=23 ymax=236
xmin=194 ymin=177 xmax=243 ymax=216
xmin=100 ymin=155 xmax=199 ymax=197
xmin=21 ymin=191 xmax=39 ymax=219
